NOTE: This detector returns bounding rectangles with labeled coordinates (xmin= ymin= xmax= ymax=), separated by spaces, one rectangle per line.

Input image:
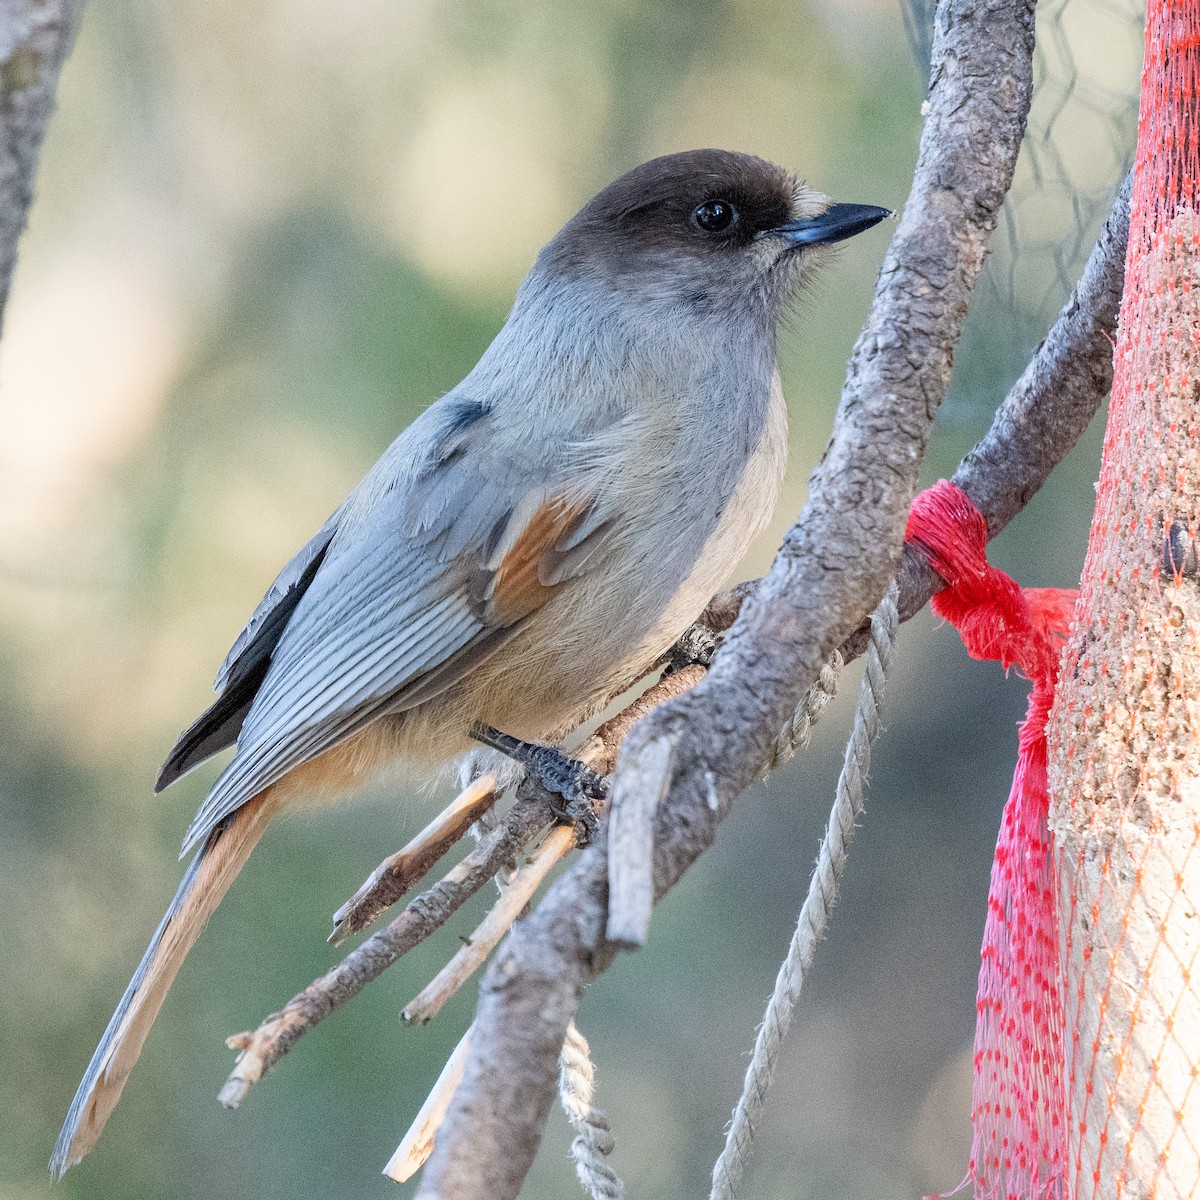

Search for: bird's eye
xmin=693 ymin=200 xmax=737 ymax=233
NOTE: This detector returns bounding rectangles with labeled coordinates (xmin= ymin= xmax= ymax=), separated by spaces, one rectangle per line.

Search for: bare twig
xmin=402 ymin=825 xmax=578 ymax=1025
xmin=218 ymin=100 xmax=1132 ymax=1188
xmin=331 ymin=774 xmax=500 ymax=944
xmin=219 ymin=788 xmax=556 ymax=1108
xmin=392 ymin=662 xmax=844 ymax=1189
xmin=384 ymin=1024 xmax=474 ymax=1183
xmin=0 ymin=0 xmax=84 ymax=329
xmin=417 ymin=0 xmax=1044 ymax=1194
xmin=336 ymin=666 xmax=711 ymax=947
xmin=219 ymin=665 xmax=707 ymax=1106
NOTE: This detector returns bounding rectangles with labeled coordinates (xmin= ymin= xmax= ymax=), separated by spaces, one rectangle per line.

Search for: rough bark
xmin=416 ymin=1 xmax=1041 ymax=1196
xmin=893 ymin=168 xmax=1133 ymax=624
xmin=216 ymin=89 xmax=1130 ymax=1195
xmin=212 ymin=132 xmax=1130 ymax=1197
xmin=0 ymin=0 xmax=83 ymax=329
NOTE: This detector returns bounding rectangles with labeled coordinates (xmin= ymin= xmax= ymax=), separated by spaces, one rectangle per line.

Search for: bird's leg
xmin=469 ymin=722 xmax=608 ymax=837
xmin=661 ymin=619 xmax=723 ymax=674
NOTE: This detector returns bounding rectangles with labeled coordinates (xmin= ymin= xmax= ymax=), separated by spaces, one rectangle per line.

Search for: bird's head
xmin=537 ymin=149 xmax=890 ymax=322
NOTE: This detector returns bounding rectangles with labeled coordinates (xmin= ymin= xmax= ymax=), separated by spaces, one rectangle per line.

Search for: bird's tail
xmin=51 ymin=790 xmax=277 ymax=1178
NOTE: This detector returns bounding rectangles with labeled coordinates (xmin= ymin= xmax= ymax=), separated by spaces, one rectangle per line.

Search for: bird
xmin=52 ymin=148 xmax=888 ymax=1176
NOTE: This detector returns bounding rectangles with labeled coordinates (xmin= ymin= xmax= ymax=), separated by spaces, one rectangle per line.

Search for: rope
xmin=558 ymin=1020 xmax=627 ymax=1200
xmin=709 ymin=582 xmax=899 ymax=1200
xmin=764 ymin=648 xmax=845 ymax=771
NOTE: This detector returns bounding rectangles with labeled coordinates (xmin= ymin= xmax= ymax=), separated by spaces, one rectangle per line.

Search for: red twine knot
xmin=906 ymin=481 xmax=1074 ymax=1200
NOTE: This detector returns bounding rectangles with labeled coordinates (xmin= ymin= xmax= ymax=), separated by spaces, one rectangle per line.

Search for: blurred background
xmin=0 ymin=0 xmax=1143 ymax=1197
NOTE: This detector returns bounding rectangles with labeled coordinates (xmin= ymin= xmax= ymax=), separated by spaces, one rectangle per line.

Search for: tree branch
xmin=218 ymin=786 xmax=558 ymax=1109
xmin=894 ymin=166 xmax=1133 ymax=623
xmin=218 ymin=666 xmax=707 ymax=1107
xmin=217 ymin=27 xmax=1132 ymax=1188
xmin=331 ymin=775 xmax=501 ymax=944
xmin=0 ymin=0 xmax=84 ymax=329
xmin=417 ymin=1 xmax=1043 ymax=1195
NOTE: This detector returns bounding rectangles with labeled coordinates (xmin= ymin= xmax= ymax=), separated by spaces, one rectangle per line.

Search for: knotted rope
xmin=764 ymin=648 xmax=845 ymax=772
xmin=558 ymin=1021 xmax=627 ymax=1200
xmin=710 ymin=582 xmax=898 ymax=1200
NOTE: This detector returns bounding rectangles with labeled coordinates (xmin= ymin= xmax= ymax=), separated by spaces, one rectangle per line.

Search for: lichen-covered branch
xmin=0 ymin=0 xmax=84 ymax=329
xmin=417 ymin=1 xmax=1042 ymax=1195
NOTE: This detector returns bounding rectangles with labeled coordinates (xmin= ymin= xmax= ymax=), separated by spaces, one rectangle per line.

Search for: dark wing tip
xmin=155 ymin=715 xmax=233 ymax=794
xmin=154 ymin=659 xmax=269 ymax=793
xmin=154 ymin=751 xmax=187 ymax=794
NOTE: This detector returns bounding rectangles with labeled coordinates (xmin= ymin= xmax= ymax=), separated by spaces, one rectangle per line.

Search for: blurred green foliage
xmin=0 ymin=0 xmax=1138 ymax=1197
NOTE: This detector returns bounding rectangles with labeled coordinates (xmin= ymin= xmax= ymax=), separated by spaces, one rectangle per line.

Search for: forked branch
xmin=219 ymin=666 xmax=706 ymax=1106
xmin=219 ymin=156 xmax=1130 ymax=1138
xmin=217 ymin=43 xmax=1131 ymax=1194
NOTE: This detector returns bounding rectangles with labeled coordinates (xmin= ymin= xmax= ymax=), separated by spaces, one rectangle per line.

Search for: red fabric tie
xmin=905 ymin=480 xmax=1074 ymax=1200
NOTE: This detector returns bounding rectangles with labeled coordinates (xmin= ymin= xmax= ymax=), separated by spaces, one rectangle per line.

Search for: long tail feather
xmin=51 ymin=791 xmax=276 ymax=1178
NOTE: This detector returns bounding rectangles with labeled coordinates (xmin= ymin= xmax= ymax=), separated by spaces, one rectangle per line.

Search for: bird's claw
xmin=469 ymin=722 xmax=607 ymax=843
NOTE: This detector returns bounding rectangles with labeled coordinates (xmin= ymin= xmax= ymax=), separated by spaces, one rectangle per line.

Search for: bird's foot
xmin=664 ymin=620 xmax=722 ymax=673
xmin=469 ymin=722 xmax=607 ymax=841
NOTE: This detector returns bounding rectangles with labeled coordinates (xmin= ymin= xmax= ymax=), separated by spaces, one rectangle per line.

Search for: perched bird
xmin=52 ymin=148 xmax=888 ymax=1175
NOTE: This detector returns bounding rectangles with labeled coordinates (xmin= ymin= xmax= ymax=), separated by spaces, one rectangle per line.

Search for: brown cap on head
xmin=538 ymin=149 xmax=889 ymax=311
xmin=560 ymin=150 xmax=798 ymax=259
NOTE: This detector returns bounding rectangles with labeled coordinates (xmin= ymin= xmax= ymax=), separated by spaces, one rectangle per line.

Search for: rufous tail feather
xmin=51 ymin=791 xmax=276 ymax=1178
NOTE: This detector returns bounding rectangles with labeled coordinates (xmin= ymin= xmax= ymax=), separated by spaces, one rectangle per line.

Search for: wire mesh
xmin=901 ymin=0 xmax=1142 ymax=415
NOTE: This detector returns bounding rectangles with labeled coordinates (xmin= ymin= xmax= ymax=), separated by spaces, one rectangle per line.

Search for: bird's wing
xmin=156 ymin=509 xmax=345 ymax=791
xmin=179 ymin=408 xmax=612 ymax=853
xmin=213 ymin=509 xmax=346 ymax=695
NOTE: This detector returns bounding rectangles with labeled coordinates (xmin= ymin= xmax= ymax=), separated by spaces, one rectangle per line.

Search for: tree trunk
xmin=0 ymin=0 xmax=84 ymax=329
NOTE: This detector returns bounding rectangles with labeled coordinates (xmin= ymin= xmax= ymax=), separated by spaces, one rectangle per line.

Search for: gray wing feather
xmin=214 ymin=507 xmax=344 ymax=693
xmin=180 ymin=553 xmax=486 ymax=852
xmin=178 ymin=395 xmax=599 ymax=854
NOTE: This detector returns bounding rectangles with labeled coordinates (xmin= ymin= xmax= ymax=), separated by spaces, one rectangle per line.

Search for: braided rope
xmin=709 ymin=582 xmax=899 ymax=1200
xmin=558 ymin=1021 xmax=627 ymax=1200
xmin=765 ymin=649 xmax=845 ymax=772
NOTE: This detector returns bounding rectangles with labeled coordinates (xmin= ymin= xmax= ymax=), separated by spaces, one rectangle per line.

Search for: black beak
xmin=769 ymin=203 xmax=892 ymax=248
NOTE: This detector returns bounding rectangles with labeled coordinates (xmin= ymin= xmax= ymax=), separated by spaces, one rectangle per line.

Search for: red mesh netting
xmin=906 ymin=482 xmax=1074 ymax=1200
xmin=1047 ymin=1 xmax=1200 ymax=1198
